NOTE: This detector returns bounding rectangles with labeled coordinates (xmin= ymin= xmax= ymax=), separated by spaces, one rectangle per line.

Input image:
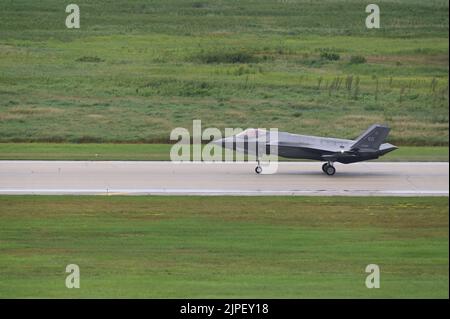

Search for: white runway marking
xmin=0 ymin=161 xmax=448 ymax=196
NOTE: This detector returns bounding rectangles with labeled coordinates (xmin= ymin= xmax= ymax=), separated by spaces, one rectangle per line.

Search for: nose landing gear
xmin=322 ymin=162 xmax=336 ymax=176
xmin=255 ymin=159 xmax=262 ymax=174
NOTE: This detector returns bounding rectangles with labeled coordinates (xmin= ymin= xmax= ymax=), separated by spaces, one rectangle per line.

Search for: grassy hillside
xmin=0 ymin=0 xmax=448 ymax=145
xmin=0 ymin=196 xmax=448 ymax=298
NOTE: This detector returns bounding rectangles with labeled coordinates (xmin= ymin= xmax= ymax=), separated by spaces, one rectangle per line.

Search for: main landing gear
xmin=255 ymin=159 xmax=262 ymax=174
xmin=322 ymin=162 xmax=336 ymax=176
xmin=255 ymin=160 xmax=336 ymax=175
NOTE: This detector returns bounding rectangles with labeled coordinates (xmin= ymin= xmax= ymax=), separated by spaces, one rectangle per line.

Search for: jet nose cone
xmin=212 ymin=138 xmax=225 ymax=147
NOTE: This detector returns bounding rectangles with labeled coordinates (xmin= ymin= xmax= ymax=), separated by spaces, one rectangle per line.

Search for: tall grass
xmin=0 ymin=0 xmax=448 ymax=145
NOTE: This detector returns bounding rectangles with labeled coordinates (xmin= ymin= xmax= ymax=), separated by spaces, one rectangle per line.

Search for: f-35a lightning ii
xmin=214 ymin=124 xmax=397 ymax=176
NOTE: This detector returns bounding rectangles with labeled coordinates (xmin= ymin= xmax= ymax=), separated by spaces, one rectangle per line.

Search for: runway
xmin=0 ymin=161 xmax=448 ymax=196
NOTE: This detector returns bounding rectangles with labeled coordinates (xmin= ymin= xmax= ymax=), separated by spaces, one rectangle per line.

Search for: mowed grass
xmin=0 ymin=143 xmax=448 ymax=161
xmin=0 ymin=0 xmax=448 ymax=145
xmin=0 ymin=196 xmax=448 ymax=298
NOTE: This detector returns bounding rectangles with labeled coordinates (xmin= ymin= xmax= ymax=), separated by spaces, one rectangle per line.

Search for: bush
xmin=320 ymin=52 xmax=340 ymax=61
xmin=76 ymin=56 xmax=104 ymax=63
xmin=349 ymin=55 xmax=366 ymax=64
xmin=191 ymin=2 xmax=206 ymax=8
xmin=194 ymin=51 xmax=258 ymax=64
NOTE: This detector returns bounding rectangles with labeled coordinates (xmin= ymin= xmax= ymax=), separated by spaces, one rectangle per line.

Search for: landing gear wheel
xmin=325 ymin=165 xmax=336 ymax=176
xmin=255 ymin=166 xmax=262 ymax=174
xmin=322 ymin=163 xmax=328 ymax=173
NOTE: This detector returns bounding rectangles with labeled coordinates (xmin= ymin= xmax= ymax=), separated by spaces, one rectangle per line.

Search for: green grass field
xmin=0 ymin=196 xmax=448 ymax=298
xmin=0 ymin=0 xmax=448 ymax=145
xmin=0 ymin=143 xmax=448 ymax=161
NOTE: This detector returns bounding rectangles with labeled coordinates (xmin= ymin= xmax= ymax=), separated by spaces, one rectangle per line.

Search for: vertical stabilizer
xmin=351 ymin=124 xmax=390 ymax=151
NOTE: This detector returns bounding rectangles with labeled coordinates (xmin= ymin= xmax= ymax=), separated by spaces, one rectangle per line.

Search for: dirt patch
xmin=367 ymin=54 xmax=448 ymax=66
xmin=8 ymin=107 xmax=63 ymax=115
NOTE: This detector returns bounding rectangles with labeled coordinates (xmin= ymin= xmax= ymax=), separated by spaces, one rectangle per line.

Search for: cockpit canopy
xmin=235 ymin=128 xmax=267 ymax=139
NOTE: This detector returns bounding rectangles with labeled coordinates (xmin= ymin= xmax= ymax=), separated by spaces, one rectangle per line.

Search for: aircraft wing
xmin=274 ymin=141 xmax=346 ymax=153
xmin=320 ymin=151 xmax=359 ymax=161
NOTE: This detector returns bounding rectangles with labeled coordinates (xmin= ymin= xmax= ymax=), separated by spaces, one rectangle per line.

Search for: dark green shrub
xmin=349 ymin=55 xmax=366 ymax=64
xmin=76 ymin=56 xmax=104 ymax=63
xmin=320 ymin=52 xmax=340 ymax=61
xmin=194 ymin=51 xmax=258 ymax=64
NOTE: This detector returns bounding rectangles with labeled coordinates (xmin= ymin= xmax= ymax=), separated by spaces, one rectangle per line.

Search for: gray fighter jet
xmin=214 ymin=124 xmax=397 ymax=175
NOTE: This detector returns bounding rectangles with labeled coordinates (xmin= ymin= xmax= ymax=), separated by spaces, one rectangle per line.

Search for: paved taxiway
xmin=0 ymin=161 xmax=448 ymax=196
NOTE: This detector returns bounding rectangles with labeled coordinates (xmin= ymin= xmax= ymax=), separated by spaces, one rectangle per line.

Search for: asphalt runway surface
xmin=0 ymin=161 xmax=448 ymax=196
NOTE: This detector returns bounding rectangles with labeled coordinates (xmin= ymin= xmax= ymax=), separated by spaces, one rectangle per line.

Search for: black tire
xmin=255 ymin=166 xmax=262 ymax=174
xmin=325 ymin=165 xmax=336 ymax=176
xmin=322 ymin=163 xmax=328 ymax=173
